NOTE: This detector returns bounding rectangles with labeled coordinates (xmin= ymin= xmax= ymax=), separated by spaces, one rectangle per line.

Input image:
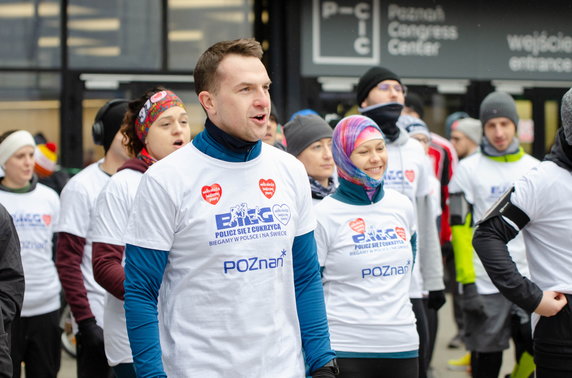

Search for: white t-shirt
xmin=509 ymin=161 xmax=572 ymax=328
xmin=124 ymin=143 xmax=315 ymax=377
xmin=56 ymin=160 xmax=109 ymax=327
xmin=0 ymin=183 xmax=61 ymax=316
xmin=449 ymin=151 xmax=539 ymax=294
xmin=385 ymin=138 xmax=432 ymax=298
xmin=91 ymin=168 xmax=143 ymax=366
xmin=314 ymin=189 xmax=418 ymax=354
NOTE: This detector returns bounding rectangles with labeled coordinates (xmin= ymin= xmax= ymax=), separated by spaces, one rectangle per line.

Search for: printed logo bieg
xmin=11 ymin=212 xmax=52 ymax=228
xmin=349 ymin=220 xmax=408 ymax=256
xmin=384 ymin=169 xmax=416 ymax=186
xmin=209 ymin=203 xmax=290 ymax=247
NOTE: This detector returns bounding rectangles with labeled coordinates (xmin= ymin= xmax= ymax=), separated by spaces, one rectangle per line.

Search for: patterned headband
xmin=135 ymin=90 xmax=185 ymax=142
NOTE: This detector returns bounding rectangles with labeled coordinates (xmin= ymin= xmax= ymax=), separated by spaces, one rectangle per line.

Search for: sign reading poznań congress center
xmin=301 ymin=0 xmax=572 ymax=80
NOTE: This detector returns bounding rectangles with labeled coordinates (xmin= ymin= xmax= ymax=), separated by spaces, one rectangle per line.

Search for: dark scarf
xmin=360 ymin=102 xmax=404 ymax=142
xmin=545 ymin=128 xmax=572 ymax=172
xmin=309 ymin=176 xmax=335 ymax=200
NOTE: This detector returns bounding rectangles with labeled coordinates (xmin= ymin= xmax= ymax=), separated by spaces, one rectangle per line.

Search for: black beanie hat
xmin=102 ymin=101 xmax=128 ymax=152
xmin=356 ymin=66 xmax=401 ymax=106
xmin=283 ymin=114 xmax=333 ymax=157
xmin=479 ymin=91 xmax=519 ymax=129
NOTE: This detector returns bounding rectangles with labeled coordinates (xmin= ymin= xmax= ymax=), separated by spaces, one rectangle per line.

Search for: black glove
xmin=77 ymin=317 xmax=104 ymax=348
xmin=461 ymin=283 xmax=486 ymax=316
xmin=312 ymin=359 xmax=339 ymax=377
xmin=427 ymin=290 xmax=446 ymax=310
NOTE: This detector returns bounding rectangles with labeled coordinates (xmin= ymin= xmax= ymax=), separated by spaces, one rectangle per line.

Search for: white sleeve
xmin=449 ymin=161 xmax=473 ymax=203
xmin=124 ymin=173 xmax=177 ymax=251
xmin=293 ymin=161 xmax=317 ymax=236
xmin=57 ymin=181 xmax=91 ymax=237
xmin=91 ymin=181 xmax=129 ymax=245
xmin=314 ymin=217 xmax=330 ymax=267
xmin=509 ymin=169 xmax=538 ymax=223
xmin=416 ymin=154 xmax=433 ymax=198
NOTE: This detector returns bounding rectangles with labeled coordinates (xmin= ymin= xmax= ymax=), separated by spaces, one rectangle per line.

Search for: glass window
xmin=68 ymin=0 xmax=161 ymax=70
xmin=168 ymin=0 xmax=254 ymax=71
xmin=0 ymin=72 xmax=61 ymax=147
xmin=0 ymin=0 xmax=61 ymax=68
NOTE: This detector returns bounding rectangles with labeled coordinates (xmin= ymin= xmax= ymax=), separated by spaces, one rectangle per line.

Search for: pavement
xmin=56 ymin=294 xmax=517 ymax=377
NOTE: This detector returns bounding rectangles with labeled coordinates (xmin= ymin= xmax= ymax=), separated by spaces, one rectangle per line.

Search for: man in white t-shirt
xmin=449 ymin=91 xmax=539 ymax=377
xmin=472 ymin=88 xmax=572 ymax=378
xmin=56 ymin=99 xmax=129 ymax=378
xmin=122 ymin=38 xmax=337 ymax=378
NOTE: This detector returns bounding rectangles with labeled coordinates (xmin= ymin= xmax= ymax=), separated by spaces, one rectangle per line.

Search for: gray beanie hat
xmin=452 ymin=117 xmax=482 ymax=145
xmin=479 ymin=91 xmax=519 ymax=128
xmin=284 ymin=114 xmax=333 ymax=157
xmin=561 ymin=88 xmax=572 ymax=145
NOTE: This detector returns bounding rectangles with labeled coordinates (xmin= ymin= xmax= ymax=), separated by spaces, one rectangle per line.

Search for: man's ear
xmin=198 ymin=91 xmax=216 ymax=115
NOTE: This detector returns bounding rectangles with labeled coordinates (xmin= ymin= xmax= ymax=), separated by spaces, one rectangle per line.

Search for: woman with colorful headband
xmin=314 ymin=115 xmax=419 ymax=377
xmin=91 ymin=87 xmax=191 ymax=378
xmin=0 ymin=129 xmax=61 ymax=377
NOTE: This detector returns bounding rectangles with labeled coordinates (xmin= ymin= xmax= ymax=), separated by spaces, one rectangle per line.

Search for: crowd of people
xmin=0 ymin=37 xmax=570 ymax=378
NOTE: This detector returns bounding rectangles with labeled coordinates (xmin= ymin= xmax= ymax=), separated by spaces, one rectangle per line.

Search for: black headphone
xmin=92 ymin=99 xmax=128 ymax=145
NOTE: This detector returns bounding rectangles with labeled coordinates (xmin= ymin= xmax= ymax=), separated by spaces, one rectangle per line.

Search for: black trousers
xmin=411 ymin=298 xmax=428 ymax=378
xmin=75 ymin=330 xmax=114 ymax=378
xmin=534 ymin=294 xmax=572 ymax=378
xmin=338 ymin=357 xmax=418 ymax=378
xmin=11 ymin=310 xmax=61 ymax=378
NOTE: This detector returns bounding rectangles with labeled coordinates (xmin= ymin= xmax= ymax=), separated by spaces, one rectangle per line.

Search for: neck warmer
xmin=481 ymin=136 xmax=521 ymax=158
xmin=333 ymin=115 xmax=385 ymax=201
xmin=545 ymin=128 xmax=572 ymax=172
xmin=309 ymin=176 xmax=335 ymax=200
xmin=205 ymin=118 xmax=258 ymax=155
xmin=137 ymin=148 xmax=157 ymax=167
xmin=192 ymin=118 xmax=262 ymax=162
xmin=359 ymin=102 xmax=404 ymax=142
xmin=332 ymin=177 xmax=385 ymax=205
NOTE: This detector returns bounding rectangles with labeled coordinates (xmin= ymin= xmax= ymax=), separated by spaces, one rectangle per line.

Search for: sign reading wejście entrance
xmin=301 ymin=0 xmax=572 ymax=81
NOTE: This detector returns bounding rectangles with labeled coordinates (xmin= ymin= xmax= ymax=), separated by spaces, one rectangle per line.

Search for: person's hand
xmin=461 ymin=283 xmax=485 ymax=316
xmin=534 ymin=291 xmax=567 ymax=317
xmin=427 ymin=290 xmax=446 ymax=310
xmin=77 ymin=317 xmax=104 ymax=348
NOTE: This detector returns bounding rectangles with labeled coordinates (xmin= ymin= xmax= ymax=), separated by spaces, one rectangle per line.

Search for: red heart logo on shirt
xmin=201 ymin=184 xmax=222 ymax=205
xmin=259 ymin=179 xmax=276 ymax=199
xmin=395 ymin=226 xmax=406 ymax=241
xmin=42 ymin=214 xmax=52 ymax=226
xmin=349 ymin=218 xmax=366 ymax=234
xmin=405 ymin=170 xmax=415 ymax=183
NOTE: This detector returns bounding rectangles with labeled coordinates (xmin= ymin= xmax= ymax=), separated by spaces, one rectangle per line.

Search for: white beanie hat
xmin=452 ymin=118 xmax=482 ymax=145
xmin=0 ymin=130 xmax=36 ymax=168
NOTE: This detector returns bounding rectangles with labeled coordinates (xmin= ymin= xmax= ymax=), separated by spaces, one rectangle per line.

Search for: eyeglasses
xmin=376 ymin=83 xmax=407 ymax=95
